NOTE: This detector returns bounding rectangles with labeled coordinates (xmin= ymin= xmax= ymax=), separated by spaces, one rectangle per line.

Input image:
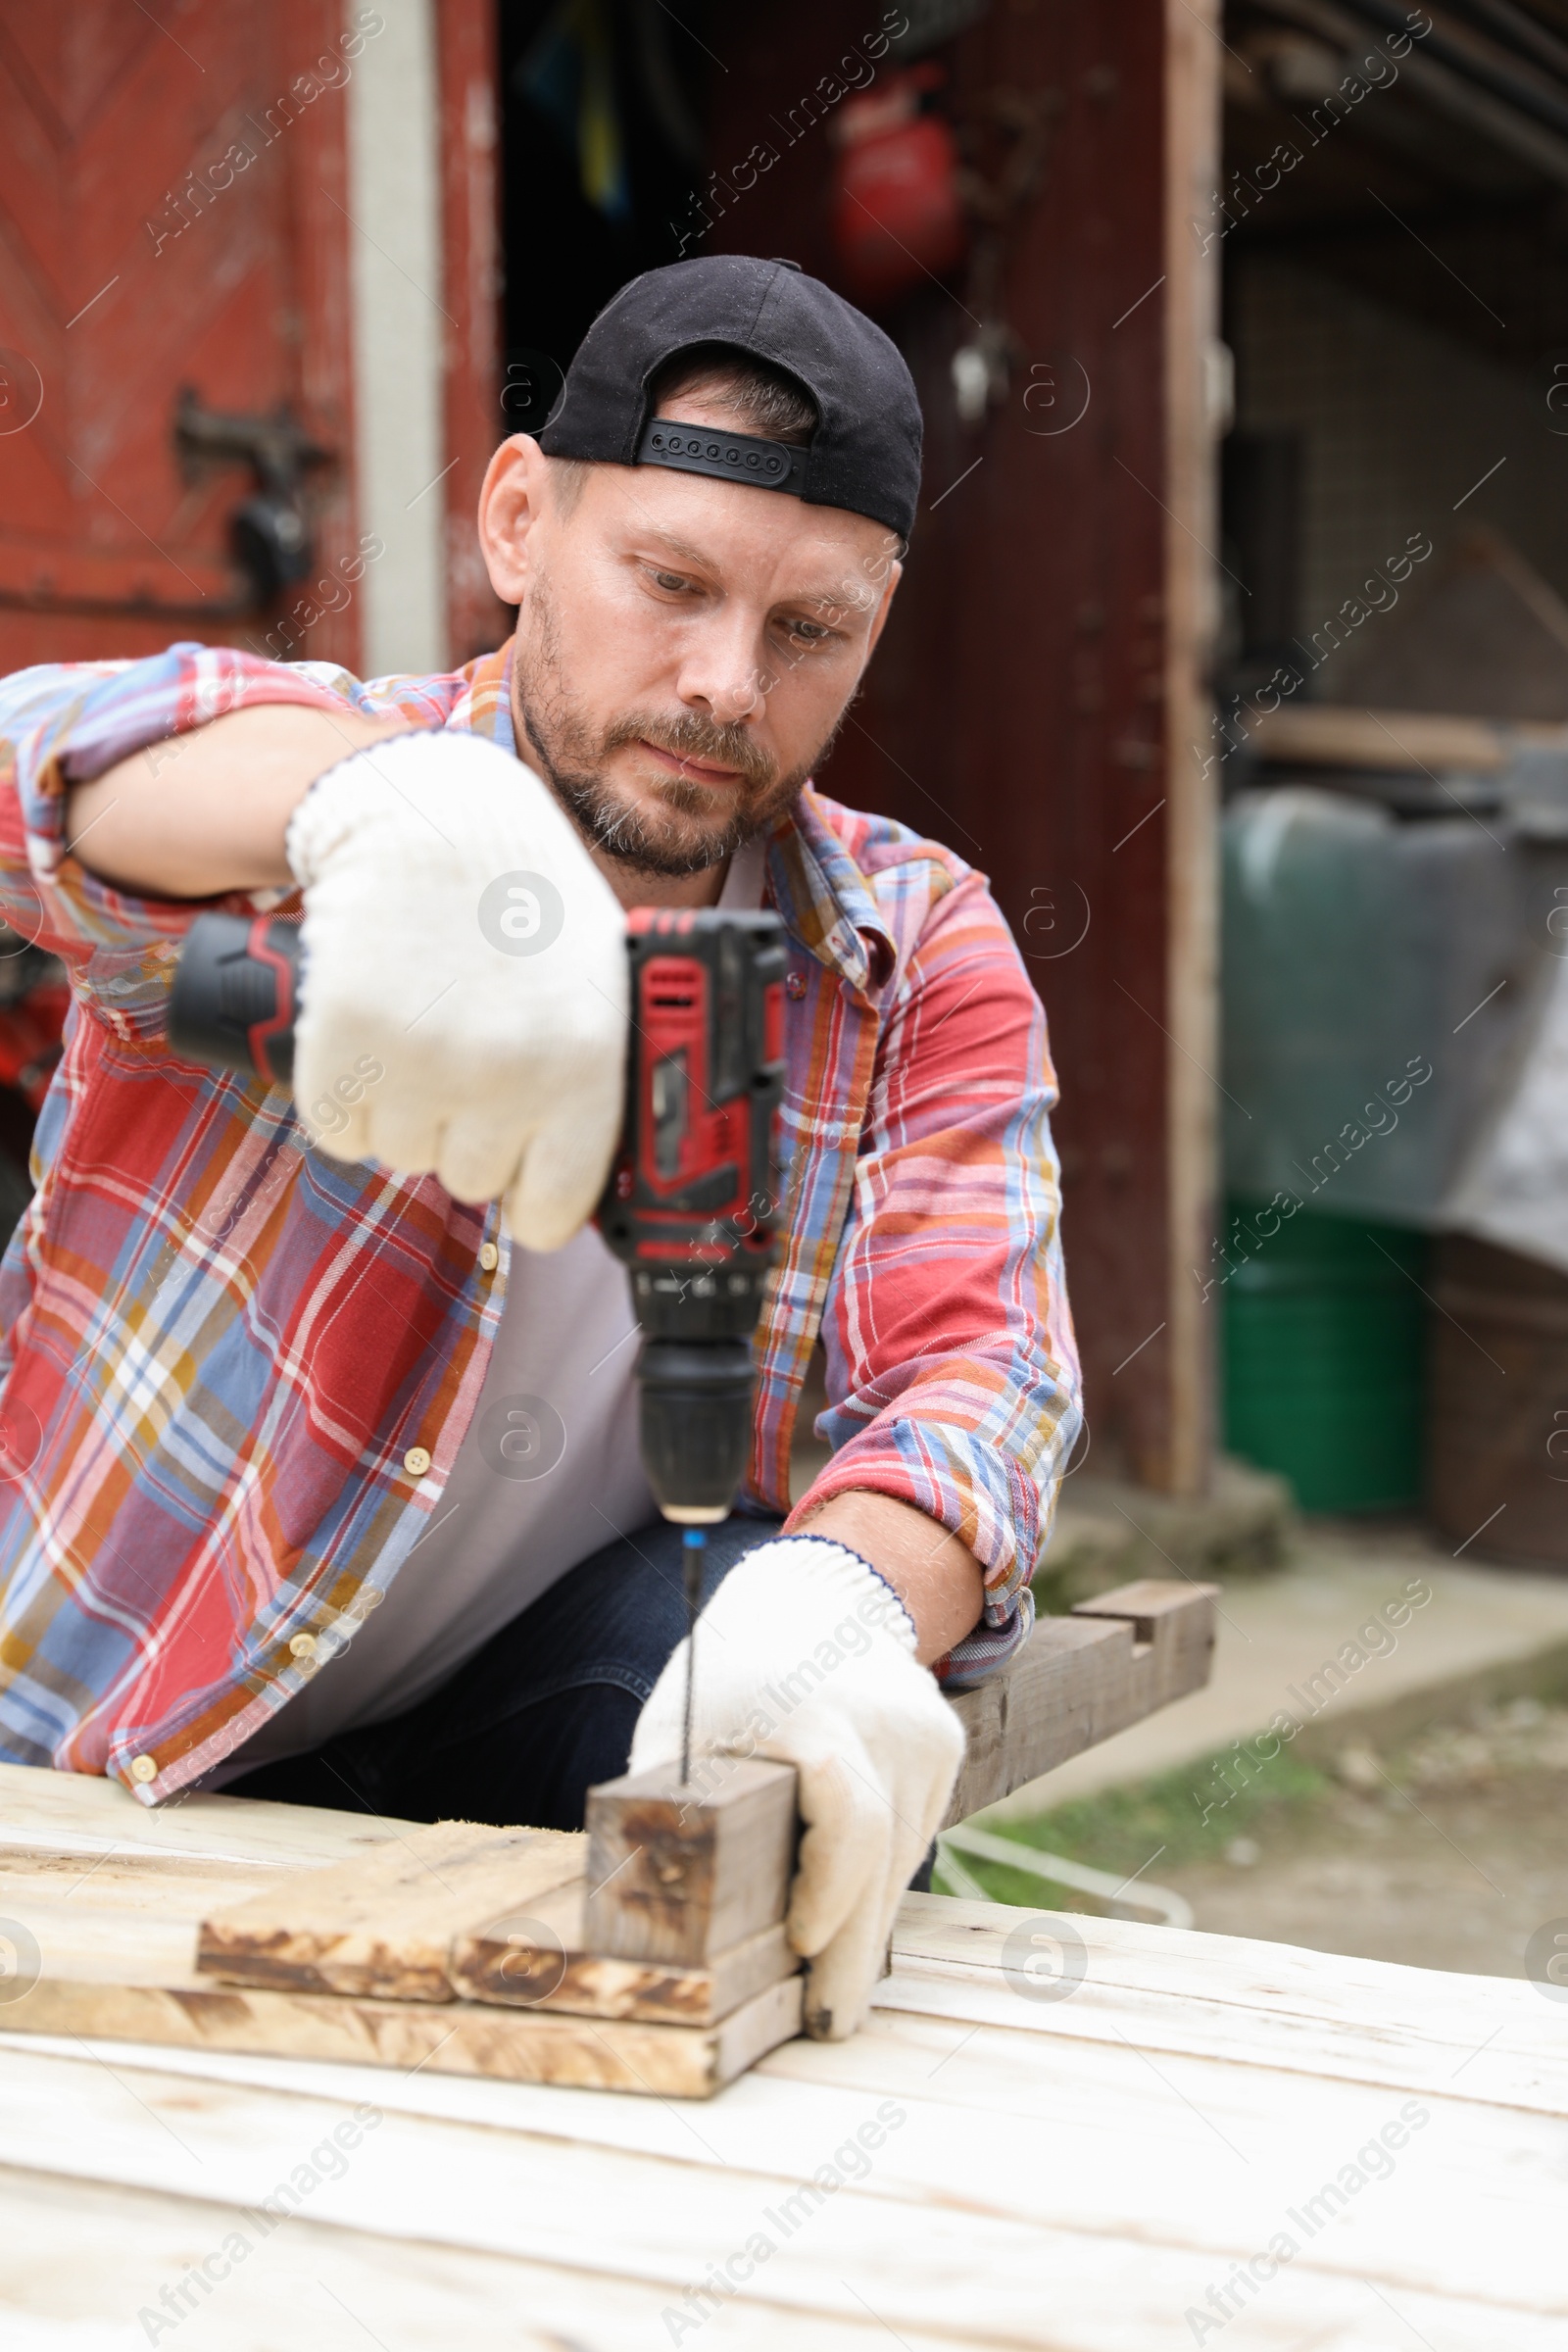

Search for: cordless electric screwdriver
xmin=169 ymin=906 xmax=788 ymax=1771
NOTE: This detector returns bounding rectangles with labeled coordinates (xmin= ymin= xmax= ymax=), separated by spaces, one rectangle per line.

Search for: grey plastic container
xmin=1222 ymin=788 xmax=1538 ymax=1225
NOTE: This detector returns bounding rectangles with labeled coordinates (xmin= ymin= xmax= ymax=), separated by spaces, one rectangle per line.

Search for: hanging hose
xmin=935 ymin=1820 xmax=1194 ymax=1931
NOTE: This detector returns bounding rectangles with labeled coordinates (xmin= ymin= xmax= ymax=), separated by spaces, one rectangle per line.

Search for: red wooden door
xmin=0 ymin=0 xmax=360 ymax=673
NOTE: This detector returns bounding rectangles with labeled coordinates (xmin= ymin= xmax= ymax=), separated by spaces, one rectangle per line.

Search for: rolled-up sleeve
xmin=786 ymin=868 xmax=1082 ymax=1688
xmin=0 ymin=642 xmax=387 ymax=1038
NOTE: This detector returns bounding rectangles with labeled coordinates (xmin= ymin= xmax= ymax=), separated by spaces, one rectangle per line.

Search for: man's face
xmin=478 ymin=403 xmax=902 ymax=883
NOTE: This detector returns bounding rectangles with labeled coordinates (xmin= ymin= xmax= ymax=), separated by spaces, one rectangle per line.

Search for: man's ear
xmin=477 ymin=435 xmax=551 ymax=606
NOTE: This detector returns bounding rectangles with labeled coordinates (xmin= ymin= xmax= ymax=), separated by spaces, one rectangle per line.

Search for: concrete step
xmin=1032 ymin=1455 xmax=1293 ymax=1613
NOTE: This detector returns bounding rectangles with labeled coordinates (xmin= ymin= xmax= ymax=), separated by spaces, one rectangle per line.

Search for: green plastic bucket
xmin=1220 ymin=1203 xmax=1428 ymax=1511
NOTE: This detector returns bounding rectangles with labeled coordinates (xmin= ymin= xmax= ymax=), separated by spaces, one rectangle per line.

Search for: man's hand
xmin=286 ymin=729 xmax=626 ymax=1249
xmin=627 ymin=1534 xmax=964 ymax=2039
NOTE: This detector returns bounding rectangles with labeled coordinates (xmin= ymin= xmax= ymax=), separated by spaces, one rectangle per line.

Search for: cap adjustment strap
xmin=636 ymin=417 xmax=808 ymax=496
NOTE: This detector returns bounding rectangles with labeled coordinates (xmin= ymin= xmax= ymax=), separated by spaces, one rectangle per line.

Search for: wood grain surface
xmin=1 ymin=1874 xmax=1563 ymax=2346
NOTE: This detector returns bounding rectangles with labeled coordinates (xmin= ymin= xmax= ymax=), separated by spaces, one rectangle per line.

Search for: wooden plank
xmin=7 ymin=1897 xmax=229 ymax=1994
xmin=584 ymin=1758 xmax=797 ymax=1965
xmin=884 ymin=1895 xmax=1568 ymax=2116
xmin=943 ymin=1582 xmax=1217 ymax=1824
xmin=63 ymin=1888 xmax=1567 ymax=2162
xmin=196 ymin=1819 xmax=584 ymax=1999
xmin=0 ymin=2163 xmax=904 ymax=2352
xmin=1245 ymin=703 xmax=1512 ymax=772
xmin=4 ymin=2153 xmax=1549 ymax=2352
xmin=0 ymin=1758 xmax=406 ymax=1873
xmin=0 ymin=1849 xmax=271 ymax=1909
xmin=2 ymin=1969 xmax=803 ymax=2101
xmin=20 ymin=1865 xmax=1561 ymax=2124
xmin=453 ymin=1886 xmax=797 ymax=2026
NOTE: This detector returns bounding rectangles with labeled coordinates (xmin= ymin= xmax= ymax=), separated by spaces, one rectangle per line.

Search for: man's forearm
xmin=801 ymin=1492 xmax=985 ymax=1665
xmin=64 ymin=704 xmax=413 ymax=900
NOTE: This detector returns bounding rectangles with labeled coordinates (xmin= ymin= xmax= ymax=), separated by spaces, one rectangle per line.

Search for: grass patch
xmin=945 ymin=1741 xmax=1333 ymax=1910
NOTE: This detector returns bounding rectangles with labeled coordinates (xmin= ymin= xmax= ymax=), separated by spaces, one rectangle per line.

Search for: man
xmin=0 ymin=257 xmax=1079 ymax=2036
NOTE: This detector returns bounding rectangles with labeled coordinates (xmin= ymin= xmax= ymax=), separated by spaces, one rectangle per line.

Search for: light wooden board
xmin=0 ymin=1757 xmax=402 ymax=1870
xmin=2 ymin=2155 xmax=1548 ymax=2352
xmin=0 ymin=1788 xmax=804 ymax=2090
xmin=4 ymin=1968 xmax=804 ymax=2100
xmin=0 ymin=2161 xmax=902 ymax=2352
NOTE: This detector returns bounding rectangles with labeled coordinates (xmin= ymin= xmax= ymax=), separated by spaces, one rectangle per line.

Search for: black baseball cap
xmin=537 ymin=256 xmax=923 ymax=541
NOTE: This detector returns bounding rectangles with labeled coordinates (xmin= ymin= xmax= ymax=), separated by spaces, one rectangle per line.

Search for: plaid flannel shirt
xmin=0 ymin=640 xmax=1080 ymax=1803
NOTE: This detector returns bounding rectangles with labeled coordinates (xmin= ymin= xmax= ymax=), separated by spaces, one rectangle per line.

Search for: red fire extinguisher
xmin=831 ymin=66 xmax=967 ymax=310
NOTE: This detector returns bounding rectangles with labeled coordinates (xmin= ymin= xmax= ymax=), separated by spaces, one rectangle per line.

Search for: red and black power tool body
xmin=169 ymin=906 xmax=787 ymax=1522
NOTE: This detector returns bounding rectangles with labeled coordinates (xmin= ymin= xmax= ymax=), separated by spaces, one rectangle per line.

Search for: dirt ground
xmin=1161 ymin=1701 xmax=1568 ymax=1981
xmin=969 ymin=1695 xmax=1568 ymax=1987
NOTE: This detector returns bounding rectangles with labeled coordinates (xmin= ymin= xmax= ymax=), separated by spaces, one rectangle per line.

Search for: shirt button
xmin=129 ymin=1754 xmax=157 ymax=1785
xmin=478 ymin=1243 xmax=499 ymax=1273
xmin=403 ymin=1446 xmax=432 ymax=1477
xmin=785 ymin=969 xmax=808 ymax=1000
xmin=289 ymin=1633 xmax=317 ymax=1659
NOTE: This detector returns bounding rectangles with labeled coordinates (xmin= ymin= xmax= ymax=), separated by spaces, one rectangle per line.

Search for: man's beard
xmin=513 ymin=580 xmax=839 ymax=879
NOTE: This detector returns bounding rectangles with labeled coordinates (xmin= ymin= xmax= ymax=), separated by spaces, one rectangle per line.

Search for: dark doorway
xmin=498 ymin=0 xmax=714 ymax=425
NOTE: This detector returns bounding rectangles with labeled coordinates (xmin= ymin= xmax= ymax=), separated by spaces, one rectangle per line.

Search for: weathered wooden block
xmin=942 ymin=1578 xmax=1218 ymax=1825
xmin=583 ymin=1757 xmax=798 ymax=1967
xmin=1072 ymin=1578 xmax=1219 ymax=1707
xmin=196 ymin=1821 xmax=584 ymax=2000
xmin=452 ymin=1892 xmax=795 ymax=2026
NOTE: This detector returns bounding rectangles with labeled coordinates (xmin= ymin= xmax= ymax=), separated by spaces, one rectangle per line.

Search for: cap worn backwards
xmin=536 ymin=255 xmax=923 ymax=542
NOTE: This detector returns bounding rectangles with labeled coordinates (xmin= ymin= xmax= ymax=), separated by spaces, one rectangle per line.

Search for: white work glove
xmin=285 ymin=729 xmax=626 ymax=1250
xmin=628 ymin=1535 xmax=964 ymax=2040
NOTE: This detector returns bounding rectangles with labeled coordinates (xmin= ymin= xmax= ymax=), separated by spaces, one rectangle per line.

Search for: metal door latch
xmin=173 ymin=389 xmax=334 ymax=606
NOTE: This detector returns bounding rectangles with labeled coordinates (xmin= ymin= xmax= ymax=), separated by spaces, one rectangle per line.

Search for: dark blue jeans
xmin=223 ymin=1514 xmax=785 ymax=1830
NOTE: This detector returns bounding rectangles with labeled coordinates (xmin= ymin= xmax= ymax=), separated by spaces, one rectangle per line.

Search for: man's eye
xmin=650 ymin=569 xmax=692 ymax=594
xmin=787 ymin=619 xmax=832 ymax=645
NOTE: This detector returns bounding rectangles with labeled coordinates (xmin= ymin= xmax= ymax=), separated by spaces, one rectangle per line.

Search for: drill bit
xmin=680 ymin=1525 xmax=707 ymax=1788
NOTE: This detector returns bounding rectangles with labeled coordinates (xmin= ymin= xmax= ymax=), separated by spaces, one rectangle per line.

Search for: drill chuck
xmin=636 ymin=1337 xmax=758 ymax=1525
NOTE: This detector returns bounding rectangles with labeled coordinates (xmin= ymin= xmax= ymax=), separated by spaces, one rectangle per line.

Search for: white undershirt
xmin=219 ymin=837 xmax=767 ymax=1777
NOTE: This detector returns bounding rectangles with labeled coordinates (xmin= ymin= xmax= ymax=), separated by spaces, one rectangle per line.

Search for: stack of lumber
xmin=0 ymin=1759 xmax=804 ymax=2099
